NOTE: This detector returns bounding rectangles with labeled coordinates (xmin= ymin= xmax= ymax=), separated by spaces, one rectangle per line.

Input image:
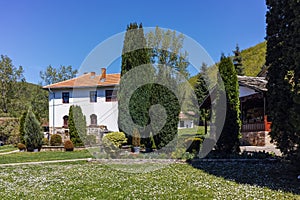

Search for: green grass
xmin=0 ymin=162 xmax=298 ymax=199
xmin=0 ymin=149 xmax=92 ymax=164
xmin=0 ymin=145 xmax=18 ymax=153
xmin=178 ymin=126 xmax=206 ymax=136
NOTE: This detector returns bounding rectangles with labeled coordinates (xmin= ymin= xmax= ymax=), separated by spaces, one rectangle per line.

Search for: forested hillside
xmin=189 ymin=41 xmax=267 ymax=87
xmin=241 ymin=41 xmax=266 ymax=76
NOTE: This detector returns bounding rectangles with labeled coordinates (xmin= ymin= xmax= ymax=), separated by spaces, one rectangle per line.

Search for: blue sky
xmin=0 ymin=0 xmax=267 ymax=84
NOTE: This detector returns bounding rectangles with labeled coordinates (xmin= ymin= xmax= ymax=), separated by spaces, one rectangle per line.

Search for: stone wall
xmin=240 ymin=131 xmax=271 ymax=146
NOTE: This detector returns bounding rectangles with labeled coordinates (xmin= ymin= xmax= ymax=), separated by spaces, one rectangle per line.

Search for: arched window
xmin=63 ymin=115 xmax=69 ymax=128
xmin=90 ymin=114 xmax=97 ymax=126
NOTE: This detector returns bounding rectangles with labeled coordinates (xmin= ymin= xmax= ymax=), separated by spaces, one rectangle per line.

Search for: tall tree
xmin=266 ymin=0 xmax=300 ymax=162
xmin=215 ymin=55 xmax=241 ymax=154
xmin=194 ymin=63 xmax=210 ymax=130
xmin=40 ymin=65 xmax=77 ymax=86
xmin=146 ymin=27 xmax=189 ymax=150
xmin=24 ymin=108 xmax=43 ymax=152
xmin=232 ymin=44 xmax=244 ymax=76
xmin=68 ymin=105 xmax=87 ymax=147
xmin=118 ymin=22 xmax=153 ymax=147
xmin=0 ymin=55 xmax=25 ymax=115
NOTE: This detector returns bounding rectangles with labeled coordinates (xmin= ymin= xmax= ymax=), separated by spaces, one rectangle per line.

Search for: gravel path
xmin=0 ymin=158 xmax=90 ymax=167
xmin=0 ymin=150 xmax=19 ymax=155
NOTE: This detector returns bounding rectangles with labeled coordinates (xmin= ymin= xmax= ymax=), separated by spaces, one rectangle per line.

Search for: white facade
xmin=48 ymin=86 xmax=119 ymax=133
xmin=178 ymin=119 xmax=194 ymax=129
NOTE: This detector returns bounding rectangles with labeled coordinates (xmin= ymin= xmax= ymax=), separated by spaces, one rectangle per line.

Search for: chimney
xmin=101 ymin=68 xmax=106 ymax=81
xmin=90 ymin=72 xmax=96 ymax=79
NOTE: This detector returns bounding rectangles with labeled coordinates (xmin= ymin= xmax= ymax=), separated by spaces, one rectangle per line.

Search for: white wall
xmin=48 ymin=87 xmax=119 ymax=132
xmin=178 ymin=119 xmax=194 ymax=129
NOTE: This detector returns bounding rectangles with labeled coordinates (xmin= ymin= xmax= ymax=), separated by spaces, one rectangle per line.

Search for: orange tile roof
xmin=43 ymin=72 xmax=120 ymax=89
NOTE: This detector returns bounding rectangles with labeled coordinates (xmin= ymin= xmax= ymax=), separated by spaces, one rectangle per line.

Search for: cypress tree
xmin=24 ymin=108 xmax=43 ymax=151
xmin=68 ymin=105 xmax=87 ymax=147
xmin=215 ymin=55 xmax=241 ymax=154
xmin=232 ymin=44 xmax=244 ymax=76
xmin=193 ymin=63 xmax=209 ymax=127
xmin=118 ymin=22 xmax=153 ymax=148
xmin=19 ymin=111 xmax=27 ymax=144
xmin=266 ymin=0 xmax=300 ymax=162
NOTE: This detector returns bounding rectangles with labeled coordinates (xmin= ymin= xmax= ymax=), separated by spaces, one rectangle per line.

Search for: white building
xmin=43 ymin=68 xmax=120 ymax=135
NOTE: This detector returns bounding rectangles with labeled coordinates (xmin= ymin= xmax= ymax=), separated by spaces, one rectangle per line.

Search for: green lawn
xmin=0 ymin=145 xmax=18 ymax=153
xmin=0 ymin=149 xmax=92 ymax=164
xmin=178 ymin=126 xmax=206 ymax=135
xmin=0 ymin=162 xmax=299 ymax=199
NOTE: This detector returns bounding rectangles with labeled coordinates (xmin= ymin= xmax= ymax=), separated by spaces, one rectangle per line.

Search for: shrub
xmin=185 ymin=137 xmax=203 ymax=154
xmin=103 ymin=132 xmax=127 ymax=148
xmin=24 ymin=109 xmax=43 ymax=152
xmin=132 ymin=129 xmax=140 ymax=147
xmin=42 ymin=138 xmax=49 ymax=145
xmin=102 ymin=132 xmax=127 ymax=158
xmin=17 ymin=143 xmax=26 ymax=151
xmin=50 ymin=134 xmax=62 ymax=146
xmin=64 ymin=140 xmax=74 ymax=151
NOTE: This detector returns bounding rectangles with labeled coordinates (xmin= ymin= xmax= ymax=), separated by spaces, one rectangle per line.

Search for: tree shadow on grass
xmin=189 ymin=159 xmax=300 ymax=195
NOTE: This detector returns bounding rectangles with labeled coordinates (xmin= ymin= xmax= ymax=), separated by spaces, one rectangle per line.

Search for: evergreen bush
xmin=132 ymin=129 xmax=141 ymax=147
xmin=24 ymin=108 xmax=43 ymax=152
xmin=50 ymin=134 xmax=62 ymax=146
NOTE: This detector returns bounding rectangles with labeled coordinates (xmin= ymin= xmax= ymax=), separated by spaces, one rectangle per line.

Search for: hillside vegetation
xmin=189 ymin=41 xmax=267 ymax=87
xmin=0 ymin=82 xmax=48 ymax=119
xmin=241 ymin=41 xmax=266 ymax=76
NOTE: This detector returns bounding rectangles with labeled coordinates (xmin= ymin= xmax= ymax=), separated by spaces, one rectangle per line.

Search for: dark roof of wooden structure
xmin=237 ymin=76 xmax=267 ymax=92
xmin=200 ymin=76 xmax=268 ymax=109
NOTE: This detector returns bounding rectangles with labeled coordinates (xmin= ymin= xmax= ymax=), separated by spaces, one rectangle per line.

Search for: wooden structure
xmin=200 ymin=76 xmax=272 ymax=146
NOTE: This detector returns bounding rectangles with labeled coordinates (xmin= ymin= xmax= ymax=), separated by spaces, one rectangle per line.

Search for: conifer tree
xmin=19 ymin=111 xmax=27 ymax=144
xmin=215 ymin=55 xmax=241 ymax=154
xmin=266 ymin=0 xmax=300 ymax=162
xmin=232 ymin=44 xmax=244 ymax=76
xmin=68 ymin=105 xmax=87 ymax=147
xmin=118 ymin=22 xmax=153 ymax=147
xmin=24 ymin=108 xmax=43 ymax=151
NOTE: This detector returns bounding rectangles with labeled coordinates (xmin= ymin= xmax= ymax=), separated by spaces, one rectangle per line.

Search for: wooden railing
xmin=242 ymin=122 xmax=265 ymax=132
xmin=242 ymin=115 xmax=272 ymax=132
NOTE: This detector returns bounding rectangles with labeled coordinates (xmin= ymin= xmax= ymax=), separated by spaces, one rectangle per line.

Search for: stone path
xmin=0 ymin=158 xmax=90 ymax=167
xmin=0 ymin=150 xmax=19 ymax=155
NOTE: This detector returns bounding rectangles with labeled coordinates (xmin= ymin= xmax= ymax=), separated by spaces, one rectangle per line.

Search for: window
xmin=63 ymin=115 xmax=69 ymax=128
xmin=90 ymin=114 xmax=97 ymax=126
xmin=105 ymin=90 xmax=117 ymax=102
xmin=90 ymin=91 xmax=97 ymax=103
xmin=62 ymin=92 xmax=69 ymax=103
xmin=179 ymin=121 xmax=184 ymax=128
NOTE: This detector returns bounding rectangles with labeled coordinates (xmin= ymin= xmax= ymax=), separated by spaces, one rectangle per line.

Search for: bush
xmin=102 ymin=132 xmax=127 ymax=158
xmin=132 ymin=129 xmax=140 ymax=147
xmin=42 ymin=138 xmax=49 ymax=145
xmin=24 ymin=109 xmax=43 ymax=152
xmin=64 ymin=140 xmax=74 ymax=151
xmin=17 ymin=143 xmax=26 ymax=151
xmin=185 ymin=137 xmax=203 ymax=154
xmin=50 ymin=134 xmax=62 ymax=146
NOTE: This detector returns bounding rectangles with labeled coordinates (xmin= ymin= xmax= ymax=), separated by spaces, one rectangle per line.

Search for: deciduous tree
xmin=0 ymin=55 xmax=25 ymax=115
xmin=40 ymin=65 xmax=77 ymax=86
